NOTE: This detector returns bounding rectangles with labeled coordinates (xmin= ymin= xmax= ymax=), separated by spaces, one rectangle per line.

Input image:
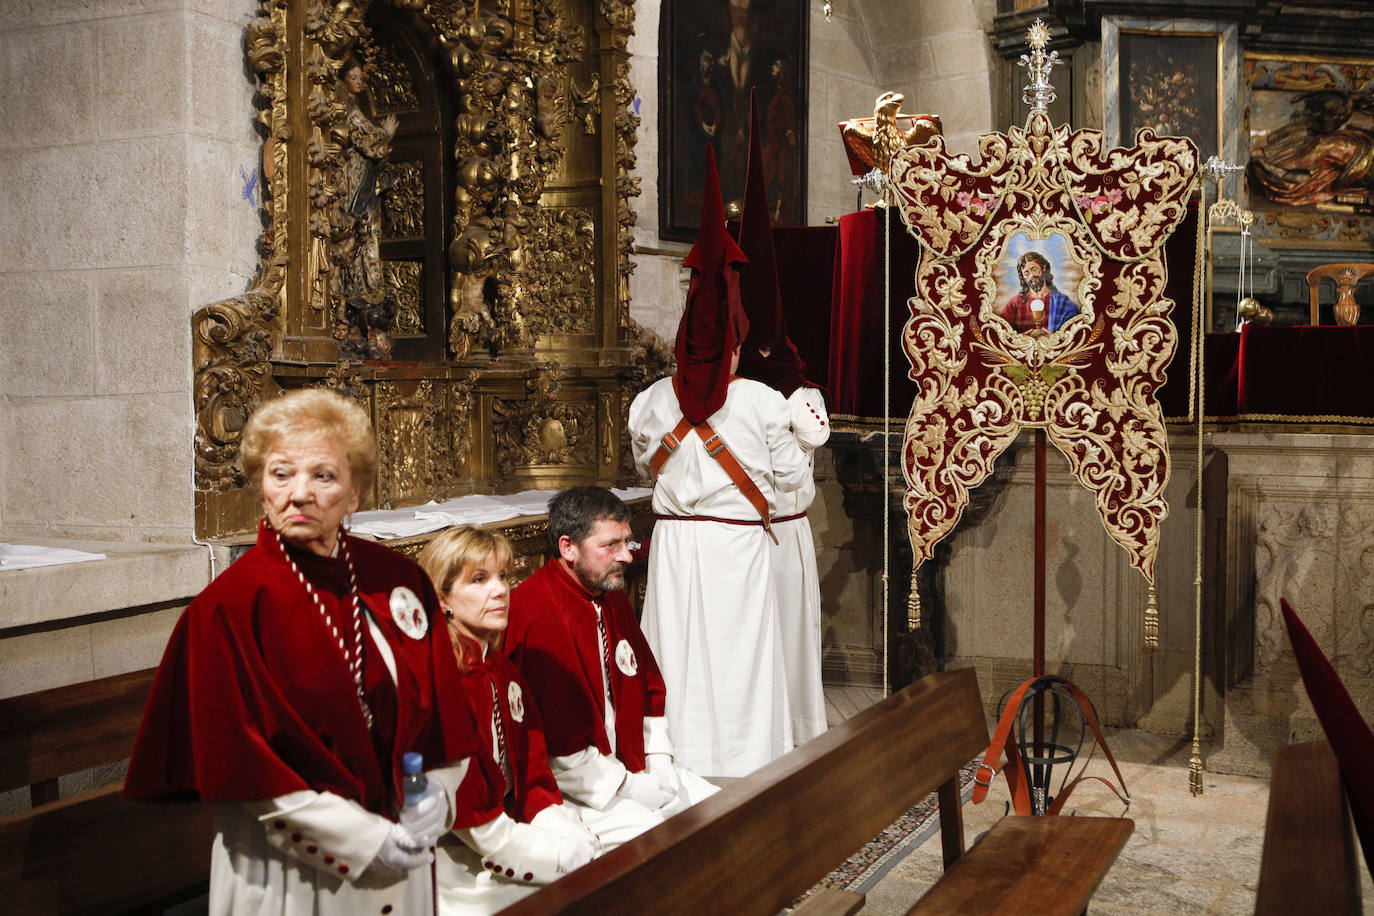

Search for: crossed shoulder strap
xmin=648 ymin=416 xmax=776 ymax=544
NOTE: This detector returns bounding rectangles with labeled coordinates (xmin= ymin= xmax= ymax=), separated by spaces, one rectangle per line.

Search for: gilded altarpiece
xmin=193 ymin=0 xmax=669 ymax=539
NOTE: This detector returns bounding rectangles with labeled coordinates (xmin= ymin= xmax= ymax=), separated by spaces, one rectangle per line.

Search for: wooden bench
xmin=0 ymin=668 xmax=214 ymax=914
xmin=1255 ymin=740 xmax=1363 ymax=915
xmin=499 ymin=667 xmax=1134 ymax=916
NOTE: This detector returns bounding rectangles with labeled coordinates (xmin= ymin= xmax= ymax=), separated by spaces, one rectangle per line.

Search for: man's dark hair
xmin=547 ymin=486 xmax=631 ymax=555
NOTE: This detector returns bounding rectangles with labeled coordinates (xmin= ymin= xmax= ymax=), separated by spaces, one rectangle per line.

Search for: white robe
xmin=212 ymin=763 xmax=465 ymax=916
xmin=628 ymin=376 xmax=811 ymax=777
xmin=203 ymin=616 xmax=467 ymax=916
xmin=774 ymin=386 xmax=830 ymax=745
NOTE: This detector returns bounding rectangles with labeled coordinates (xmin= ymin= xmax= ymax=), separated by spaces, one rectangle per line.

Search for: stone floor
xmin=821 ymin=685 xmax=1374 ymax=915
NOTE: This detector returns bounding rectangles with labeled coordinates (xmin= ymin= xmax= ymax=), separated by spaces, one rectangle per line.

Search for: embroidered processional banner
xmin=890 ymin=28 xmax=1199 ymax=639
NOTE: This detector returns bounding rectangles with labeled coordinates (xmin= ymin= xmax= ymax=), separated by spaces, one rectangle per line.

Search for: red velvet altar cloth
xmin=1156 ymin=333 xmax=1240 ymax=420
xmin=1236 ymin=324 xmax=1374 ymax=421
xmin=772 ymin=211 xmax=1374 ymax=425
xmin=773 ymin=224 xmax=838 ymax=391
xmin=824 ymin=208 xmax=920 ymax=419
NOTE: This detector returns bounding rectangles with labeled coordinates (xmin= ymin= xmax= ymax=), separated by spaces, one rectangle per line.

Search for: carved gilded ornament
xmin=195 ymin=0 xmax=645 ymax=535
xmin=193 ymin=291 xmax=282 ymax=491
xmin=381 ymin=160 xmax=425 ymax=239
xmin=384 ymin=260 xmax=425 ymax=334
xmin=890 ymin=51 xmax=1198 ymax=605
xmin=375 ymin=380 xmax=439 ymax=507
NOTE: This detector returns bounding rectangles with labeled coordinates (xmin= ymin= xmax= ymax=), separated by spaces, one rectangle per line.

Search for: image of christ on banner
xmin=993 ymin=232 xmax=1085 ymax=335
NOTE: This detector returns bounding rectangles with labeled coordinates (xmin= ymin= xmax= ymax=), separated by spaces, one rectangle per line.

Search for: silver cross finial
xmin=1019 ymin=19 xmax=1060 ymax=112
xmin=1201 ymin=155 xmax=1244 ymax=185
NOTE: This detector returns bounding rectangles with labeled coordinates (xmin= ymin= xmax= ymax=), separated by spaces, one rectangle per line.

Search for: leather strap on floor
xmin=971 ymin=675 xmax=1129 ymax=816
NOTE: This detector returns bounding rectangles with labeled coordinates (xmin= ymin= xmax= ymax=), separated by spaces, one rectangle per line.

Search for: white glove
xmin=531 ymin=802 xmax=587 ymax=837
xmin=556 ymin=828 xmax=600 ymax=875
xmin=370 ymin=822 xmax=434 ymax=875
xmin=645 ymin=753 xmax=682 ymax=798
xmin=398 ymin=780 xmax=448 ymax=848
xmin=617 ymin=769 xmax=674 ymax=811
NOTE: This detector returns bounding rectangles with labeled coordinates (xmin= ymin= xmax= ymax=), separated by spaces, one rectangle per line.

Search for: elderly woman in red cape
xmin=125 ymin=388 xmax=475 ymax=915
xmin=419 ymin=526 xmax=600 ymax=914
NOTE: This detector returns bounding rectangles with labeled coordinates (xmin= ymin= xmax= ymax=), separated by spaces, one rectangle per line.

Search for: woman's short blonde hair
xmin=241 ymin=388 xmax=377 ymax=495
xmin=418 ymin=525 xmax=514 ymax=601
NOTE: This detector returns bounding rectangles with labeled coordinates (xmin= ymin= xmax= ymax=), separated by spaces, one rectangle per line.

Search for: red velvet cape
xmin=125 ymin=522 xmax=476 ymax=816
xmin=503 ymin=560 xmax=667 ymax=773
xmin=449 ymin=638 xmax=563 ymax=829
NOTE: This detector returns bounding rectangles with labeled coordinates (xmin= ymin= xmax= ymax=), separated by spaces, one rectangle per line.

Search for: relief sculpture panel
xmin=1254 ymin=497 xmax=1374 ymax=681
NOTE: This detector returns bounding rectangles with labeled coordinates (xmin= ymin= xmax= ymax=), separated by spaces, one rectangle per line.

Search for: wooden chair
xmin=1306 ymin=263 xmax=1374 ymax=326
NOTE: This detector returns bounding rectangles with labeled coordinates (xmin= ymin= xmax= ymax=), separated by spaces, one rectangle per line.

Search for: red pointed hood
xmin=676 ymin=146 xmax=749 ymax=425
xmin=735 ymin=92 xmax=809 ymax=398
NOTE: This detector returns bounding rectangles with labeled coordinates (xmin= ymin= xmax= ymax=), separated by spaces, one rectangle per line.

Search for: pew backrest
xmin=1255 ymin=740 xmax=1362 ymax=915
xmin=0 ymin=667 xmax=214 ymax=915
xmin=500 ymin=667 xmax=989 ymax=916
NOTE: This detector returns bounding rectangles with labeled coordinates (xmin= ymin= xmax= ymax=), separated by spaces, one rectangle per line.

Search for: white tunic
xmin=204 ymin=617 xmax=466 ymax=916
xmin=628 ymin=376 xmax=811 ymax=777
xmin=774 ymin=386 xmax=830 ymax=745
xmin=211 ymin=763 xmax=465 ymax=916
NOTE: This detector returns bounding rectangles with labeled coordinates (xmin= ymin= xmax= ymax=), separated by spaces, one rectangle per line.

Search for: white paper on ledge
xmin=347 ymin=487 xmax=655 ymax=541
xmin=0 ymin=543 xmax=108 ymax=571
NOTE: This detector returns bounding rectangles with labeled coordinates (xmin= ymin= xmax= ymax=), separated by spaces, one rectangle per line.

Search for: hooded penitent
xmin=735 ymin=91 xmax=810 ymax=398
xmin=675 ymin=146 xmax=749 ymax=426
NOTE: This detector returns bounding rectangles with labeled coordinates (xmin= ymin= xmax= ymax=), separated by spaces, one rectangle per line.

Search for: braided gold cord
xmin=883 ymin=179 xmax=893 ymax=696
xmin=1144 ymin=585 xmax=1158 ymax=648
xmin=1190 ymin=176 xmax=1208 ymax=797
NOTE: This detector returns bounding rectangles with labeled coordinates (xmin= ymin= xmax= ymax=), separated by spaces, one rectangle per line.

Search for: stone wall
xmin=0 ymin=0 xmax=260 ymax=545
xmin=1209 ymin=433 xmax=1374 ymax=776
xmin=0 ymin=2 xmax=258 ymax=708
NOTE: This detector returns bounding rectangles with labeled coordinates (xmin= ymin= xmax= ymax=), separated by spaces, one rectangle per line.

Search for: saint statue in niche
xmin=991 ymin=232 xmax=1086 ymax=337
xmin=336 ymin=55 xmax=399 ymax=360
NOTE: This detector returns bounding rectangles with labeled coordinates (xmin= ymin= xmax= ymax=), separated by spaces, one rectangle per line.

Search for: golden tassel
xmin=1144 ymin=583 xmax=1159 ymax=649
xmin=907 ymin=567 xmax=921 ymax=630
xmin=1188 ymin=738 xmax=1204 ymax=796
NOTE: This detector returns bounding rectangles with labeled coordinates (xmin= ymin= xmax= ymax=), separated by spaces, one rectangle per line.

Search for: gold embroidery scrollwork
xmin=892 ymin=104 xmax=1198 ymax=591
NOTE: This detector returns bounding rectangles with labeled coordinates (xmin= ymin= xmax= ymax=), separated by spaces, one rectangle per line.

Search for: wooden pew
xmin=499 ymin=667 xmax=1133 ymax=916
xmin=1255 ymin=740 xmax=1362 ymax=915
xmin=0 ymin=668 xmax=214 ymax=915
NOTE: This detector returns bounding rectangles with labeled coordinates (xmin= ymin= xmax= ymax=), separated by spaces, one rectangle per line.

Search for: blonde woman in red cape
xmin=420 ymin=526 xmax=600 ymax=914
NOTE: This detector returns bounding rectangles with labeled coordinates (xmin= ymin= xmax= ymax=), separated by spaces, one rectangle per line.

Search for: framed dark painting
xmin=659 ymin=0 xmax=808 ymax=241
xmin=1119 ymin=31 xmax=1221 ymax=163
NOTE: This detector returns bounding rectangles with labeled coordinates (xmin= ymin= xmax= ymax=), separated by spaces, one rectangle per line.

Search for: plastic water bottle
xmin=401 ymin=752 xmax=427 ymax=809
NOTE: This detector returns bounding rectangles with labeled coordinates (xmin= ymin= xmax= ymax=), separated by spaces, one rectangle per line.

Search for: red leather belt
xmin=656 ymin=510 xmax=808 ymax=526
